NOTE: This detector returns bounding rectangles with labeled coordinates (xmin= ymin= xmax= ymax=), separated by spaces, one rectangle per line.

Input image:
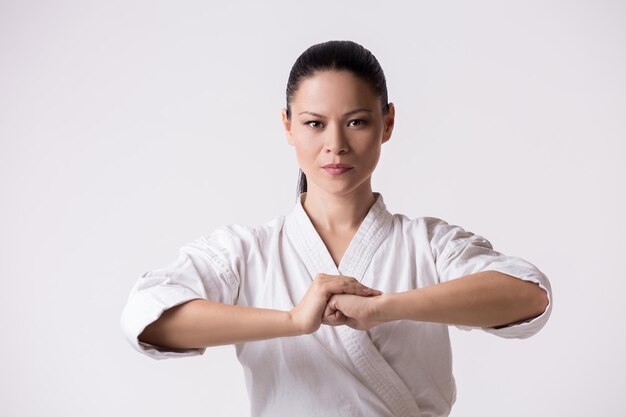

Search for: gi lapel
xmin=284 ymin=192 xmax=422 ymax=417
xmin=335 ymin=325 xmax=422 ymax=417
xmin=285 ymin=191 xmax=392 ymax=279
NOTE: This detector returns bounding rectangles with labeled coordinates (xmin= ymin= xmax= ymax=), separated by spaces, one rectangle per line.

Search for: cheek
xmin=363 ymin=148 xmax=382 ymax=167
xmin=292 ymin=128 xmax=318 ymax=151
xmin=293 ymin=139 xmax=319 ymax=166
xmin=353 ymin=137 xmax=382 ymax=161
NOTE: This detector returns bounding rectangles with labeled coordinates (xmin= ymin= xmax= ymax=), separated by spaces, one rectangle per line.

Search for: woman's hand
xmin=289 ymin=273 xmax=382 ymax=335
xmin=322 ymin=293 xmax=385 ymax=331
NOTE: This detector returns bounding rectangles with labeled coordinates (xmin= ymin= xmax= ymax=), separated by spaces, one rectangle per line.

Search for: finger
xmin=322 ymin=278 xmax=382 ymax=297
xmin=322 ymin=310 xmax=346 ymax=326
xmin=332 ymin=310 xmax=347 ymax=325
xmin=345 ymin=317 xmax=361 ymax=330
xmin=323 ymin=303 xmax=335 ymax=319
xmin=350 ymin=287 xmax=383 ymax=297
xmin=341 ymin=278 xmax=383 ymax=295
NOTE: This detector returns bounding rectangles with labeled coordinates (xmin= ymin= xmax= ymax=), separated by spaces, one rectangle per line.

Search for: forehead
xmin=291 ymin=70 xmax=378 ymax=112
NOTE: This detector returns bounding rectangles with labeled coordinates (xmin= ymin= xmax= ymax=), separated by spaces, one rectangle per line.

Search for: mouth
xmin=322 ymin=166 xmax=354 ymax=176
xmin=323 ymin=163 xmax=353 ymax=169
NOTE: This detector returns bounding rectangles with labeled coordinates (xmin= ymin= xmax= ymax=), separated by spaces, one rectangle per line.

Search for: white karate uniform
xmin=121 ymin=192 xmax=552 ymax=417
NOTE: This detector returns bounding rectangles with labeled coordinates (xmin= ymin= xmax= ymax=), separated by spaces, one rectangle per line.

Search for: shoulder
xmin=391 ymin=213 xmax=461 ymax=240
xmin=390 ymin=214 xmax=484 ymax=259
xmin=221 ymin=214 xmax=285 ymax=244
xmin=188 ymin=214 xmax=286 ymax=256
xmin=178 ymin=215 xmax=285 ymax=280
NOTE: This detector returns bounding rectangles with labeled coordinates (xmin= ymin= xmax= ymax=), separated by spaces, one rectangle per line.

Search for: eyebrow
xmin=297 ymin=108 xmax=372 ymax=118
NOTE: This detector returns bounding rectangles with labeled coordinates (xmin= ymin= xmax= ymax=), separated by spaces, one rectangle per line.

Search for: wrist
xmin=285 ymin=309 xmax=308 ymax=336
xmin=372 ymin=293 xmax=397 ymax=323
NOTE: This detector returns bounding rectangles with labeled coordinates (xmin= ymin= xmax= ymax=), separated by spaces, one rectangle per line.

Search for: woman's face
xmin=281 ymin=70 xmax=395 ymax=197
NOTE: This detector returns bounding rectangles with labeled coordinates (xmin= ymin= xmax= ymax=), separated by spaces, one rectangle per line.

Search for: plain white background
xmin=1 ymin=1 xmax=624 ymax=416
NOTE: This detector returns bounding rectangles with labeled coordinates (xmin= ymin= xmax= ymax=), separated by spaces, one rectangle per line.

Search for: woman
xmin=121 ymin=40 xmax=552 ymax=417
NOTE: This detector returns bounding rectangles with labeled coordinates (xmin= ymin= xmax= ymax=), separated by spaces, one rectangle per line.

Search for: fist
xmin=322 ymin=293 xmax=385 ymax=331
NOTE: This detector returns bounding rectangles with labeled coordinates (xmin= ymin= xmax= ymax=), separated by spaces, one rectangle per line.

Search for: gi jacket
xmin=121 ymin=192 xmax=553 ymax=417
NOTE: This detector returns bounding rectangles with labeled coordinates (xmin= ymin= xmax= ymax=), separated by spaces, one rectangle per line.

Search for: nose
xmin=324 ymin=122 xmax=349 ymax=154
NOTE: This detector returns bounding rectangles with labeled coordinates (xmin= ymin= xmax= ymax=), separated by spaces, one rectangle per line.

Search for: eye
xmin=348 ymin=119 xmax=367 ymax=127
xmin=305 ymin=120 xmax=323 ymax=128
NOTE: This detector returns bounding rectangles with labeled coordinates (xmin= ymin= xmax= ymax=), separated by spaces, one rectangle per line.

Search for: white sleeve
xmin=120 ymin=227 xmax=241 ymax=360
xmin=429 ymin=218 xmax=553 ymax=339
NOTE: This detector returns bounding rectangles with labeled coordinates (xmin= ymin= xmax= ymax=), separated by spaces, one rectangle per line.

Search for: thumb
xmin=325 ymin=309 xmax=347 ymax=326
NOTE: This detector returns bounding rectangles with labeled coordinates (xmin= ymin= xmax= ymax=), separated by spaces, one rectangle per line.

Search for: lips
xmin=322 ymin=165 xmax=353 ymax=176
xmin=323 ymin=163 xmax=353 ymax=169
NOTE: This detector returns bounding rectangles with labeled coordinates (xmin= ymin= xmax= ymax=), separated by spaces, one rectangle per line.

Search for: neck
xmin=301 ymin=182 xmax=377 ymax=233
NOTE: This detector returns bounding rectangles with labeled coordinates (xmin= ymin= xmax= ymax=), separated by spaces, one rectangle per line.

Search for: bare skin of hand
xmin=288 ymin=273 xmax=382 ymax=335
xmin=321 ymin=271 xmax=550 ymax=331
xmin=322 ymin=293 xmax=385 ymax=331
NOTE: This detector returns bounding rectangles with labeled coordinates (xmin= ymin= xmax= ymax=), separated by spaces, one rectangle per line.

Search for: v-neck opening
xmin=284 ymin=191 xmax=394 ymax=281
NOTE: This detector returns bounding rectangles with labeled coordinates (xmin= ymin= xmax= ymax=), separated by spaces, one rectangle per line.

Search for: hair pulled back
xmin=285 ymin=40 xmax=390 ymax=198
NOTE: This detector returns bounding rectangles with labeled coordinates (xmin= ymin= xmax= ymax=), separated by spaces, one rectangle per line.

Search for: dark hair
xmin=285 ymin=40 xmax=390 ymax=198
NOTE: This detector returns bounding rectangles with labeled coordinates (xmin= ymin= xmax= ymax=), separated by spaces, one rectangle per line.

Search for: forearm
xmin=138 ymin=299 xmax=301 ymax=349
xmin=375 ymin=270 xmax=549 ymax=328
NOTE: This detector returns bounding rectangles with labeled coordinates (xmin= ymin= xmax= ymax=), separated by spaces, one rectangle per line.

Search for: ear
xmin=281 ymin=108 xmax=294 ymax=146
xmin=381 ymin=102 xmax=395 ymax=144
